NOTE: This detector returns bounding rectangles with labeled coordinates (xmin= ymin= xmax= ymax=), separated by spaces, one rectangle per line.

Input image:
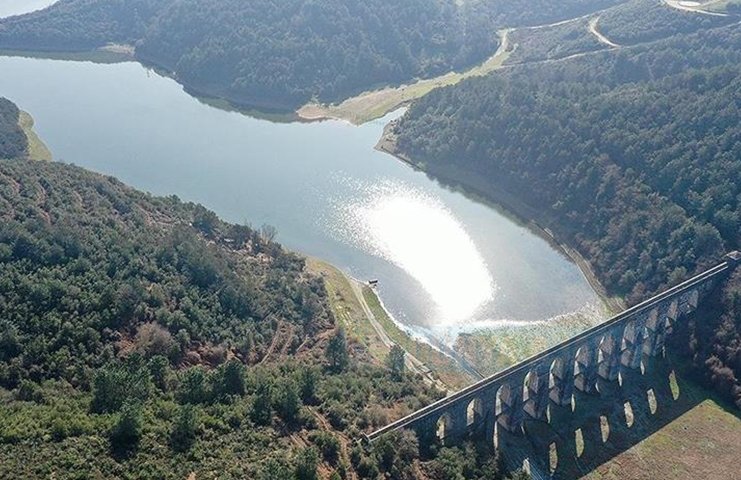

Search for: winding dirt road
xmin=589 ymin=17 xmax=621 ymax=48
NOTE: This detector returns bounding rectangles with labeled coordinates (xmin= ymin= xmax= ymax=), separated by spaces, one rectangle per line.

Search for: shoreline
xmin=0 ymin=34 xmax=511 ymax=127
xmin=375 ymin=119 xmax=625 ymax=315
xmin=18 ymin=110 xmax=52 ymax=161
xmin=306 ymin=257 xmax=474 ymax=391
xmin=296 ymin=29 xmax=513 ymax=126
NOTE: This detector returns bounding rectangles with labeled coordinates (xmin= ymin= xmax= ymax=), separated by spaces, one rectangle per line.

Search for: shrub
xmin=326 ymin=329 xmax=349 ymax=372
xmin=310 ymin=431 xmax=340 ymax=465
xmin=15 ymin=380 xmax=44 ymax=403
xmin=177 ymin=366 xmax=210 ymax=404
xmin=170 ymin=404 xmax=198 ymax=452
xmin=91 ymin=360 xmax=151 ymax=413
xmin=251 ymin=378 xmax=273 ymax=426
xmin=295 ymin=447 xmax=319 ymax=480
xmin=273 ymin=378 xmax=301 ymax=425
xmin=135 ymin=323 xmax=175 ymax=358
xmin=109 ymin=402 xmax=142 ymax=451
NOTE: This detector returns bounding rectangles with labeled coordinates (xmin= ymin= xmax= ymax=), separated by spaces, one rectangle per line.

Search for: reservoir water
xmin=0 ymin=53 xmax=602 ymax=344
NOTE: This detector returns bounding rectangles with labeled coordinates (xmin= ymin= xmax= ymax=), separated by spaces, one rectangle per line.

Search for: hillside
xmin=0 ymin=99 xmax=532 ymax=479
xmin=0 ymin=97 xmax=27 ymax=159
xmin=0 ymin=0 xmax=622 ymax=111
xmin=391 ymin=9 xmax=741 ymax=407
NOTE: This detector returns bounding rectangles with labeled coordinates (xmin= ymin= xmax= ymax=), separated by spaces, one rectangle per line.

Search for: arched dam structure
xmin=367 ymin=252 xmax=741 ymax=478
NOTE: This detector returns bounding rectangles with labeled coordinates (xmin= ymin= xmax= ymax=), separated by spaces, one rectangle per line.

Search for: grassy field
xmin=360 ymin=285 xmax=475 ymax=390
xmin=306 ymin=258 xmax=473 ymax=390
xmin=580 ymin=375 xmax=741 ymax=480
xmin=455 ymin=305 xmax=610 ymax=376
xmin=19 ymin=111 xmax=52 ymax=161
xmin=297 ymin=30 xmax=512 ymax=125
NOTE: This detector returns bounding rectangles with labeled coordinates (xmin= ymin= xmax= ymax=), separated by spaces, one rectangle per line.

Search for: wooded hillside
xmin=0 ymin=98 xmax=26 ymax=159
xmin=393 ymin=18 xmax=741 ymax=407
xmin=0 ymin=100 xmax=527 ymax=479
xmin=0 ymin=0 xmax=622 ymax=110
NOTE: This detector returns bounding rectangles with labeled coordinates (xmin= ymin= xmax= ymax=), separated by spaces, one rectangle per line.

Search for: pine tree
xmin=171 ymin=404 xmax=198 ymax=452
xmin=326 ymin=328 xmax=349 ymax=372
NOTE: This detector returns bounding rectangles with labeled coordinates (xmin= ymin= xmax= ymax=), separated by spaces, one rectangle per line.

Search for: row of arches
xmin=432 ymin=294 xmax=698 ymax=443
xmin=436 ymin=368 xmax=683 ymax=476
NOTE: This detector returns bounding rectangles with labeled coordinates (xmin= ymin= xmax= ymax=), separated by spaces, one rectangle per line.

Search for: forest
xmin=0 ymin=101 xmax=526 ymax=478
xmin=0 ymin=98 xmax=26 ymax=159
xmin=597 ymin=0 xmax=735 ymax=45
xmin=393 ymin=19 xmax=741 ymax=408
xmin=0 ymin=0 xmax=622 ymax=111
xmin=505 ymin=18 xmax=604 ymax=65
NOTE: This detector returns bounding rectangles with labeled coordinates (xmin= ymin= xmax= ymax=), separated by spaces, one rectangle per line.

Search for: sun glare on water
xmin=339 ymin=180 xmax=495 ymax=325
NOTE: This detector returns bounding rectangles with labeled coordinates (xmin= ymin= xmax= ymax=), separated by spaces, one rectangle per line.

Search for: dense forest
xmin=0 ymin=98 xmax=26 ymax=159
xmin=503 ymin=0 xmax=737 ymax=65
xmin=0 ymin=101 xmax=528 ymax=478
xmin=393 ymin=18 xmax=741 ymax=407
xmin=598 ymin=0 xmax=736 ymax=45
xmin=0 ymin=0 xmax=622 ymax=110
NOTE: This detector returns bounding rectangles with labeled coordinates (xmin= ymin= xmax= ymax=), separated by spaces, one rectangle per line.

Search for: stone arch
xmin=667 ymin=298 xmax=679 ymax=321
xmin=466 ymin=397 xmax=483 ymax=427
xmin=646 ymin=307 xmax=660 ymax=328
xmin=549 ymin=357 xmax=563 ymax=390
xmin=598 ymin=330 xmax=623 ymax=381
xmin=596 ymin=340 xmax=605 ymax=363
xmin=600 ymin=415 xmax=610 ymax=443
xmin=436 ymin=413 xmax=452 ymax=444
xmin=495 ymin=384 xmax=509 ymax=417
xmin=647 ymin=388 xmax=657 ymax=414
xmin=689 ymin=289 xmax=700 ymax=309
xmin=574 ymin=346 xmax=586 ymax=376
xmin=549 ymin=355 xmax=574 ymax=408
xmin=669 ymin=369 xmax=680 ymax=400
xmin=493 ymin=420 xmax=500 ymax=450
xmin=549 ymin=442 xmax=558 ymax=474
xmin=522 ymin=370 xmax=537 ymax=403
xmin=575 ymin=346 xmax=597 ymax=392
xmin=620 ymin=320 xmax=636 ymax=352
xmin=621 ymin=319 xmax=645 ymax=370
xmin=575 ymin=428 xmax=585 ymax=457
xmin=624 ymin=401 xmax=634 ymax=428
xmin=633 ymin=323 xmax=649 ymax=373
xmin=495 ymin=382 xmax=523 ymax=432
xmin=645 ymin=309 xmax=670 ymax=357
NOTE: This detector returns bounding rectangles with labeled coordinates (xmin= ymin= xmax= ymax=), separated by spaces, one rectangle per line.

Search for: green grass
xmin=361 ymin=286 xmax=473 ymax=390
xmin=306 ymin=257 xmax=389 ymax=361
xmin=19 ymin=111 xmax=52 ymax=161
xmin=581 ymin=373 xmax=741 ymax=480
xmin=455 ymin=306 xmax=609 ymax=376
xmin=306 ymin=257 xmax=472 ymax=390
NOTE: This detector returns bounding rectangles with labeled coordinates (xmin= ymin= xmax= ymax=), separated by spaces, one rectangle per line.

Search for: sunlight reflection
xmin=342 ymin=179 xmax=495 ymax=325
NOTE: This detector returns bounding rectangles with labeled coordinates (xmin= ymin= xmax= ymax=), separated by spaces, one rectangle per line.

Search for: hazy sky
xmin=0 ymin=0 xmax=57 ymax=19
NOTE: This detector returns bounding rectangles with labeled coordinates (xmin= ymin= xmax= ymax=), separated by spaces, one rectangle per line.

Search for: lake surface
xmin=0 ymin=54 xmax=602 ymax=344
